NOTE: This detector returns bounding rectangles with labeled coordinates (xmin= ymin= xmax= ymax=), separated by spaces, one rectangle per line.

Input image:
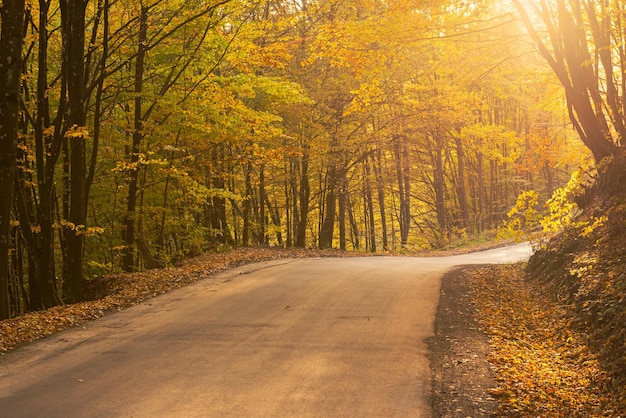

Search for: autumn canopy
xmin=0 ymin=0 xmax=623 ymax=319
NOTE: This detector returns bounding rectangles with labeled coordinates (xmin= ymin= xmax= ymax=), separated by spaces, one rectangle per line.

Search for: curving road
xmin=0 ymin=243 xmax=531 ymax=418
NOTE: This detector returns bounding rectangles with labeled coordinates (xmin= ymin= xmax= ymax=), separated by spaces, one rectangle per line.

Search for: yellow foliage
xmin=65 ymin=125 xmax=90 ymax=139
xmin=499 ymin=190 xmax=541 ymax=241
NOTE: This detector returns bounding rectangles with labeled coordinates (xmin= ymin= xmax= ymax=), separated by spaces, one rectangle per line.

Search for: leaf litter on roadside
xmin=470 ymin=265 xmax=623 ymax=416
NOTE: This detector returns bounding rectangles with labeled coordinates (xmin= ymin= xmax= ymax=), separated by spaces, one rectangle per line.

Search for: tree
xmin=0 ymin=0 xmax=26 ymax=319
xmin=512 ymin=0 xmax=622 ymax=161
xmin=60 ymin=0 xmax=89 ymax=302
xmin=119 ymin=0 xmax=232 ymax=270
xmin=15 ymin=0 xmax=64 ymax=312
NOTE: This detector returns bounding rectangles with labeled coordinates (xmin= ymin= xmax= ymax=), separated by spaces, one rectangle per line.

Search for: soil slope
xmin=527 ymin=151 xmax=626 ymax=405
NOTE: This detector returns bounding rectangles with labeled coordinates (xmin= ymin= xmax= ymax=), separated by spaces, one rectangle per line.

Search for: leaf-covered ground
xmin=470 ymin=265 xmax=625 ymax=416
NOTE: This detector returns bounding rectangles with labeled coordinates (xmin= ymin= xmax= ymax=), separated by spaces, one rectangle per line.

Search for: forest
xmin=1 ymin=0 xmax=624 ymax=320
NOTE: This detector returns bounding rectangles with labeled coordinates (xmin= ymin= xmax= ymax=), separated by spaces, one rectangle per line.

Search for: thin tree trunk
xmin=338 ymin=175 xmax=347 ymax=251
xmin=86 ymin=0 xmax=109 ymax=206
xmin=431 ymin=135 xmax=446 ymax=245
xmin=122 ymin=4 xmax=148 ymax=272
xmin=264 ymin=195 xmax=283 ymax=246
xmin=242 ymin=163 xmax=252 ymax=246
xmin=364 ymin=156 xmax=376 ymax=252
xmin=374 ymin=148 xmax=388 ymax=251
xmin=394 ymin=136 xmax=410 ymax=246
xmin=454 ymin=136 xmax=470 ymax=232
xmin=14 ymin=178 xmax=61 ymax=310
xmin=487 ymin=160 xmax=498 ymax=228
xmin=296 ymin=148 xmax=310 ymax=247
xmin=347 ymin=192 xmax=360 ymax=250
xmin=319 ymin=165 xmax=337 ymax=249
xmin=259 ymin=164 xmax=266 ymax=244
xmin=213 ymin=144 xmax=232 ymax=242
xmin=477 ymin=151 xmax=485 ymax=232
xmin=285 ymin=160 xmax=295 ymax=247
xmin=544 ymin=161 xmax=555 ymax=196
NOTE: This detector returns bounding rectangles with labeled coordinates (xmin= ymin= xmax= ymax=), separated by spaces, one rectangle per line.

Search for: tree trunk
xmin=259 ymin=164 xmax=266 ymax=244
xmin=544 ymin=162 xmax=554 ymax=196
xmin=347 ymin=191 xmax=360 ymax=250
xmin=477 ymin=151 xmax=485 ymax=232
xmin=21 ymin=0 xmax=63 ymax=311
xmin=242 ymin=163 xmax=252 ymax=246
xmin=374 ymin=148 xmax=388 ymax=251
xmin=454 ymin=136 xmax=470 ymax=232
xmin=430 ymin=135 xmax=446 ymax=246
xmin=122 ymin=4 xmax=148 ymax=272
xmin=319 ymin=165 xmax=337 ymax=249
xmin=296 ymin=147 xmax=310 ymax=247
xmin=513 ymin=0 xmax=618 ymax=162
xmin=285 ymin=160 xmax=295 ymax=247
xmin=264 ymin=195 xmax=283 ymax=246
xmin=364 ymin=157 xmax=376 ymax=252
xmin=14 ymin=177 xmax=61 ymax=311
xmin=0 ymin=0 xmax=26 ymax=319
xmin=60 ymin=0 xmax=88 ymax=301
xmin=338 ymin=175 xmax=347 ymax=251
xmin=209 ymin=144 xmax=232 ymax=244
xmin=86 ymin=0 xmax=109 ymax=207
xmin=394 ymin=136 xmax=410 ymax=246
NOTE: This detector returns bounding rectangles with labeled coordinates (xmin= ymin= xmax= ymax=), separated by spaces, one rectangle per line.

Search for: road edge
xmin=427 ymin=265 xmax=498 ymax=417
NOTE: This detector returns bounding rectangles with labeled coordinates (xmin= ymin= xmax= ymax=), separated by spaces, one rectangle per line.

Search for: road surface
xmin=0 ymin=243 xmax=532 ymax=417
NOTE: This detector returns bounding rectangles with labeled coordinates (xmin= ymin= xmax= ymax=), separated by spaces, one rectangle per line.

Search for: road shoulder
xmin=428 ymin=266 xmax=497 ymax=417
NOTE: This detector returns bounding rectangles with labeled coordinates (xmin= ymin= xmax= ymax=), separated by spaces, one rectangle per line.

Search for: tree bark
xmin=21 ymin=0 xmax=63 ymax=311
xmin=60 ymin=0 xmax=88 ymax=301
xmin=242 ymin=163 xmax=252 ymax=246
xmin=296 ymin=147 xmax=310 ymax=247
xmin=210 ymin=145 xmax=232 ymax=243
xmin=264 ymin=194 xmax=283 ymax=246
xmin=374 ymin=148 xmax=388 ymax=251
xmin=122 ymin=4 xmax=148 ymax=272
xmin=364 ymin=156 xmax=376 ymax=252
xmin=430 ymin=134 xmax=447 ymax=246
xmin=454 ymin=136 xmax=470 ymax=232
xmin=319 ymin=165 xmax=337 ymax=249
xmin=394 ymin=136 xmax=410 ymax=246
xmin=259 ymin=164 xmax=266 ymax=244
xmin=338 ymin=175 xmax=347 ymax=251
xmin=0 ymin=0 xmax=26 ymax=319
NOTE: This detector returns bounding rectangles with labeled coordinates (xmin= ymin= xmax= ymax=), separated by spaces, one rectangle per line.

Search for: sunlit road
xmin=0 ymin=244 xmax=531 ymax=418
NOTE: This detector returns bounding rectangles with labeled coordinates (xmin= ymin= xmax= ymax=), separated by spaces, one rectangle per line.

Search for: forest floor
xmin=431 ymin=265 xmax=624 ymax=417
xmin=1 ymin=243 xmax=624 ymax=415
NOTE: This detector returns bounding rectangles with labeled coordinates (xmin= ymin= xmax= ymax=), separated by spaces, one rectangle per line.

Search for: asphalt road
xmin=0 ymin=244 xmax=532 ymax=418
